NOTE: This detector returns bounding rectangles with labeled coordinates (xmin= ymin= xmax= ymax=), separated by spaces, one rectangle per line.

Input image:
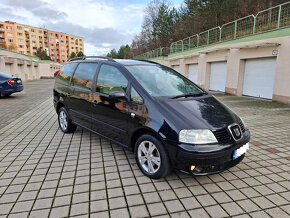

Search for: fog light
xmin=190 ymin=165 xmax=195 ymax=171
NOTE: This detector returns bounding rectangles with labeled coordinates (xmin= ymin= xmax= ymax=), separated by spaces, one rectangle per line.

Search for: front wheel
xmin=135 ymin=134 xmax=171 ymax=179
xmin=58 ymin=107 xmax=77 ymax=133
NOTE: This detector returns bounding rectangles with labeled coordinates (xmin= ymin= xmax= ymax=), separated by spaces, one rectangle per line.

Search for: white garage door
xmin=243 ymin=58 xmax=276 ymax=99
xmin=188 ymin=64 xmax=198 ymax=83
xmin=172 ymin=65 xmax=180 ymax=73
xmin=209 ymin=62 xmax=227 ymax=92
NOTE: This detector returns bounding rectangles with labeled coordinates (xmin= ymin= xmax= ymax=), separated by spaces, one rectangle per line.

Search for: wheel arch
xmin=129 ymin=127 xmax=164 ymax=152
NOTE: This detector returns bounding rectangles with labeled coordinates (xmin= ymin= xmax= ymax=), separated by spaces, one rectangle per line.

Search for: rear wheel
xmin=58 ymin=107 xmax=77 ymax=133
xmin=135 ymin=134 xmax=171 ymax=179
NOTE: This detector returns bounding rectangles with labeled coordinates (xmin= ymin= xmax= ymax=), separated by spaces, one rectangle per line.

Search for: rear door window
xmin=71 ymin=63 xmax=98 ymax=90
xmin=56 ymin=63 xmax=78 ymax=85
xmin=96 ymin=64 xmax=128 ymax=95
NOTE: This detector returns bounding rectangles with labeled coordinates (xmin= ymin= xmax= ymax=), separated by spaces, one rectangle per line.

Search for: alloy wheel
xmin=137 ymin=140 xmax=161 ymax=174
xmin=59 ymin=111 xmax=68 ymax=131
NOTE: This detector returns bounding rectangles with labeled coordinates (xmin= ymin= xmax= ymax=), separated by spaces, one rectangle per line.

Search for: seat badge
xmin=130 ymin=113 xmax=136 ymax=118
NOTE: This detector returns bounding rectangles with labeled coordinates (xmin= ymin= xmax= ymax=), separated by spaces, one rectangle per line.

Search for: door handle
xmin=92 ymin=100 xmax=98 ymax=106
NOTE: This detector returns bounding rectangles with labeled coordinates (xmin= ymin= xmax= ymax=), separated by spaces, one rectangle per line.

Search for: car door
xmin=90 ymin=63 xmax=130 ymax=146
xmin=68 ymin=62 xmax=98 ymax=130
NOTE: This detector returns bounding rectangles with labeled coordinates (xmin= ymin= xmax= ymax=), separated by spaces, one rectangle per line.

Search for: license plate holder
xmin=233 ymin=143 xmax=249 ymax=160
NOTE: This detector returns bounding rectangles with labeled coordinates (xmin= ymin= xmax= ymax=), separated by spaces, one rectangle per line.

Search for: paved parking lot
xmin=0 ymin=79 xmax=289 ymax=218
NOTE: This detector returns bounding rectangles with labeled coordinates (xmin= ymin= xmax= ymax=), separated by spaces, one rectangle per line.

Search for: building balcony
xmin=0 ymin=39 xmax=5 ymax=43
xmin=0 ymin=28 xmax=4 ymax=32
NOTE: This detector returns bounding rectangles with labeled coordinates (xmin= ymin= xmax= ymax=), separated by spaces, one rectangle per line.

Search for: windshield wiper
xmin=170 ymin=92 xmax=207 ymax=99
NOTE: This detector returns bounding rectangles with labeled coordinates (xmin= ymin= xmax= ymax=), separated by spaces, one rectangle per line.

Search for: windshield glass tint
xmin=126 ymin=65 xmax=203 ymax=97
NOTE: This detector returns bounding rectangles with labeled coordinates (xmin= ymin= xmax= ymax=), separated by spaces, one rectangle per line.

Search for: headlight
xmin=179 ymin=129 xmax=217 ymax=144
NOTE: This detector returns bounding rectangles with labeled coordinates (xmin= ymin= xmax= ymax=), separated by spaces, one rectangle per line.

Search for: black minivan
xmin=53 ymin=56 xmax=250 ymax=179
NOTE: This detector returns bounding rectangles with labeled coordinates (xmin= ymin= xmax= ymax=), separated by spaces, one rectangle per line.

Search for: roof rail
xmin=138 ymin=60 xmax=159 ymax=65
xmin=68 ymin=56 xmax=116 ymax=62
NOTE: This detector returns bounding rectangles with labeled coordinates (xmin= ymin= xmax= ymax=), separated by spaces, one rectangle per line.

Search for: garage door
xmin=209 ymin=62 xmax=227 ymax=92
xmin=172 ymin=65 xmax=180 ymax=73
xmin=5 ymin=64 xmax=11 ymax=75
xmin=188 ymin=64 xmax=198 ymax=83
xmin=243 ymin=58 xmax=276 ymax=99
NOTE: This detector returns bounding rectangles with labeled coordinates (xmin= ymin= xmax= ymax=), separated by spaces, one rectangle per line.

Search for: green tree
xmin=70 ymin=52 xmax=76 ymax=59
xmin=35 ymin=48 xmax=51 ymax=60
xmin=106 ymin=49 xmax=119 ymax=58
xmin=77 ymin=51 xmax=84 ymax=57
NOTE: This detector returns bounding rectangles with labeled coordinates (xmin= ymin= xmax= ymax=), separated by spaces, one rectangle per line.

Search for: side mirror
xmin=109 ymin=91 xmax=126 ymax=99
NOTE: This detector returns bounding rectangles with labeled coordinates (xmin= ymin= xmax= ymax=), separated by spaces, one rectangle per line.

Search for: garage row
xmin=172 ymin=57 xmax=277 ymax=100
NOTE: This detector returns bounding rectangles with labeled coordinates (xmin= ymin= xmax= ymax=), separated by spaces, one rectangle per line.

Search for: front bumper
xmin=164 ymin=130 xmax=250 ymax=176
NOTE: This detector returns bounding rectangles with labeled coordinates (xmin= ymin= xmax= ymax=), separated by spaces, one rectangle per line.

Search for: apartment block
xmin=0 ymin=21 xmax=84 ymax=63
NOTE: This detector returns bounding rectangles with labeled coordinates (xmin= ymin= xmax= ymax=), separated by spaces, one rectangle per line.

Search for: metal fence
xmin=134 ymin=1 xmax=290 ymax=60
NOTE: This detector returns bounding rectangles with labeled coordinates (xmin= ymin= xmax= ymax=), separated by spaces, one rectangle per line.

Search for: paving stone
xmin=205 ymin=205 xmax=228 ymax=217
xmin=70 ymin=202 xmax=89 ymax=216
xmin=196 ymin=194 xmax=217 ymax=207
xmin=237 ymin=199 xmax=260 ymax=212
xmin=110 ymin=208 xmax=130 ymax=218
xmin=164 ymin=200 xmax=184 ymax=213
xmin=129 ymin=205 xmax=149 ymax=218
xmin=108 ymin=197 xmax=127 ymax=210
xmin=49 ymin=205 xmax=70 ymax=217
xmin=221 ymin=202 xmax=244 ymax=216
xmin=147 ymin=202 xmax=167 ymax=216
xmin=188 ymin=208 xmax=209 ymax=217
xmin=252 ymin=197 xmax=275 ymax=209
xmin=126 ymin=194 xmax=144 ymax=206
xmin=90 ymin=200 xmax=108 ymax=213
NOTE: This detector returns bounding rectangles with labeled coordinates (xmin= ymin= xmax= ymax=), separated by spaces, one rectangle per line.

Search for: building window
xmin=61 ymin=40 xmax=64 ymax=43
xmin=51 ymin=44 xmax=54 ymax=46
xmin=8 ymin=39 xmax=13 ymax=43
xmin=17 ymin=32 xmax=23 ymax=36
xmin=19 ymin=45 xmax=23 ymax=48
xmin=71 ymin=47 xmax=74 ymax=49
xmin=71 ymin=42 xmax=74 ymax=45
xmin=17 ymin=26 xmax=22 ymax=30
xmin=51 ymin=49 xmax=55 ymax=52
xmin=39 ymin=30 xmax=42 ymax=33
xmin=71 ymin=37 xmax=73 ymax=40
xmin=50 ymin=33 xmax=53 ymax=36
xmin=32 ymin=41 xmax=36 ymax=44
xmin=18 ymin=39 xmax=23 ymax=43
xmin=51 ymin=54 xmax=55 ymax=57
xmin=6 ymin=26 xmax=12 ymax=30
xmin=61 ymin=50 xmax=65 ymax=53
xmin=61 ymin=45 xmax=64 ymax=48
xmin=61 ymin=35 xmax=64 ymax=38
xmin=7 ymin=33 xmax=13 ymax=37
xmin=50 ymin=38 xmax=54 ymax=42
xmin=31 ymin=35 xmax=36 ymax=39
xmin=33 ymin=52 xmax=36 ymax=55
xmin=80 ymin=43 xmax=82 ymax=46
xmin=20 ymin=51 xmax=24 ymax=54
xmin=62 ymin=55 xmax=65 ymax=58
xmin=33 ymin=47 xmax=37 ymax=50
xmin=80 ymin=48 xmax=82 ymax=51
xmin=31 ymin=29 xmax=35 ymax=32
xmin=79 ymin=39 xmax=82 ymax=42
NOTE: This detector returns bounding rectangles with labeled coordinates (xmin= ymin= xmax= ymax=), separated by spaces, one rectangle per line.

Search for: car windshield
xmin=126 ymin=65 xmax=204 ymax=97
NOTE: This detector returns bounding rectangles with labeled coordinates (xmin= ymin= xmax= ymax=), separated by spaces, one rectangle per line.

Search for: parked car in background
xmin=53 ymin=56 xmax=250 ymax=179
xmin=0 ymin=72 xmax=23 ymax=97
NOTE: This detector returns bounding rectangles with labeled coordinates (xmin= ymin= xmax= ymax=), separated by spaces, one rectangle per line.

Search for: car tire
xmin=58 ymin=107 xmax=77 ymax=133
xmin=135 ymin=134 xmax=171 ymax=179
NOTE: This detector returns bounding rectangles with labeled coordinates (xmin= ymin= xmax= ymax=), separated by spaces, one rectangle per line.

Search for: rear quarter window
xmin=56 ymin=63 xmax=78 ymax=85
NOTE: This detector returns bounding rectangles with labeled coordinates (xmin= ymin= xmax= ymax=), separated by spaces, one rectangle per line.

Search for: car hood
xmin=155 ymin=95 xmax=239 ymax=131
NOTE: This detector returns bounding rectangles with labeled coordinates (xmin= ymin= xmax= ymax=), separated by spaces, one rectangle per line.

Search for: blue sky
xmin=0 ymin=0 xmax=184 ymax=55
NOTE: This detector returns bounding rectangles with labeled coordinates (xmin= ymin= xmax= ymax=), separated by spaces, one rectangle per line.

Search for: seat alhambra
xmin=53 ymin=56 xmax=250 ymax=179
